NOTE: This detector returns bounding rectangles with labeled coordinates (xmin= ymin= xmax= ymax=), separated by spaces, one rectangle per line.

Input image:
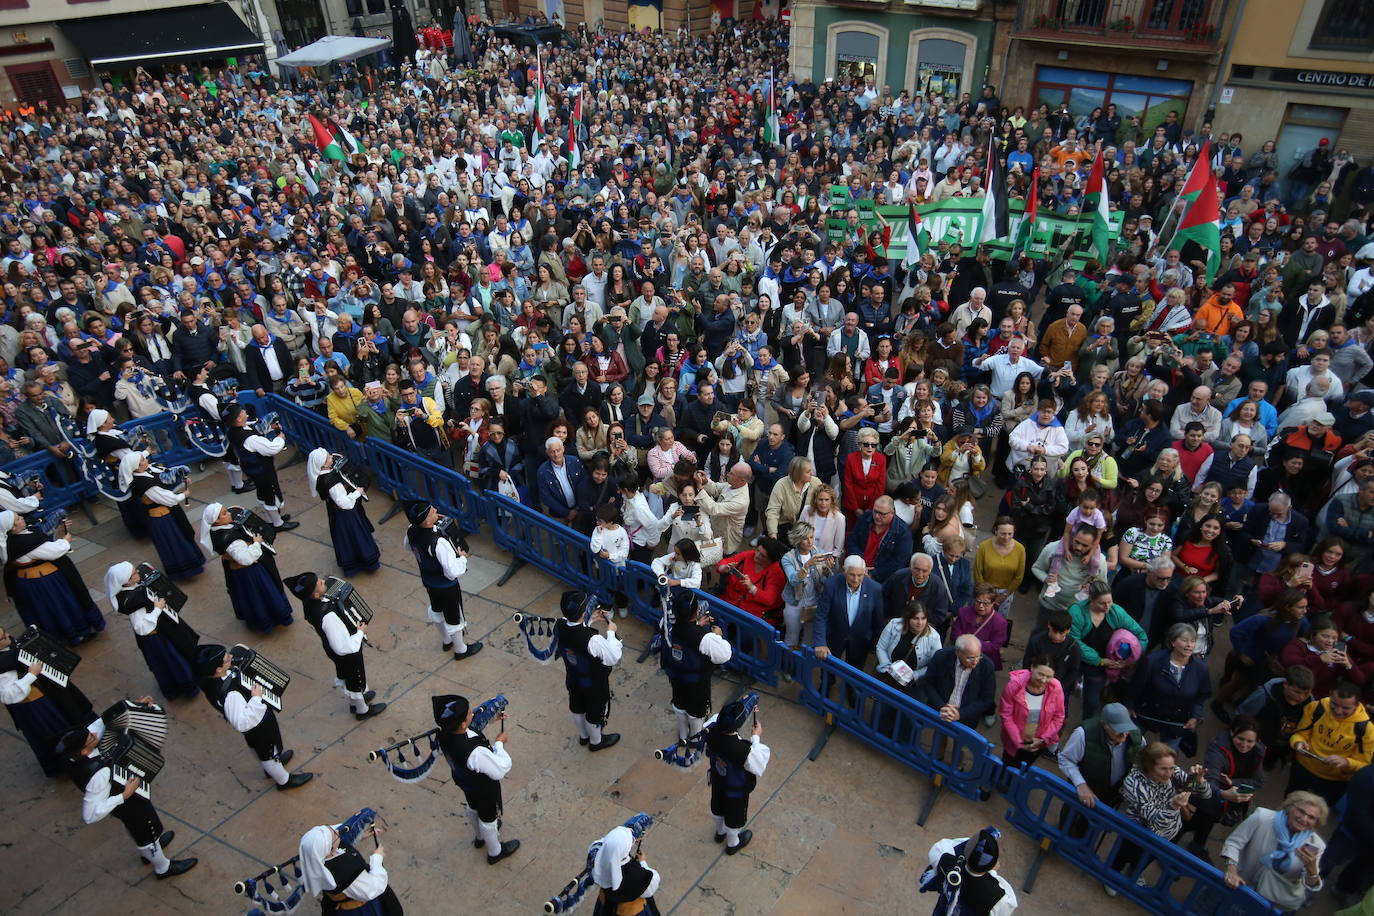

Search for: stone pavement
xmin=0 ymin=453 xmax=1341 ymax=915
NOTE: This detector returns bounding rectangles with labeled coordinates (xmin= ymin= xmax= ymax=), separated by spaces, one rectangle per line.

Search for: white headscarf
xmin=306 ymin=447 xmax=330 ymax=490
xmin=117 ymin=450 xmax=147 ymax=492
xmin=199 ymin=502 xmax=224 ymax=554
xmin=298 ymin=825 xmax=337 ymax=897
xmin=86 ymin=408 xmax=111 ymax=436
xmin=590 ymin=826 xmax=633 ymax=891
xmin=104 ymin=561 xmax=134 ymax=610
xmin=0 ymin=510 xmax=13 ymax=564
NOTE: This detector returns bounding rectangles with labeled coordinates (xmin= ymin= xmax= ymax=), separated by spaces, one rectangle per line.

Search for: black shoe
xmin=442 ymin=642 xmax=452 ymax=653
xmin=363 ymin=689 xmax=376 ymax=704
xmin=487 ymin=839 xmax=520 ymax=865
xmin=273 ymin=520 xmax=300 ymax=533
xmin=355 ymin=702 xmax=387 ymax=720
xmin=277 ymin=772 xmax=314 ymax=791
xmin=725 ymin=830 xmax=753 ymax=855
xmin=589 ymin=733 xmax=620 ymax=752
xmin=141 ymin=830 xmax=176 ymax=862
xmin=281 ymin=514 xmax=292 ymax=522
xmin=156 ymin=858 xmax=198 ymax=879
xmin=713 ymin=833 xmax=726 ymax=844
xmin=232 ymin=483 xmax=256 ymax=493
xmin=277 ymin=749 xmax=294 ymax=768
xmin=453 ymin=642 xmax=483 ymax=661
xmin=578 ymin=737 xmax=589 ymax=746
xmin=473 ymin=838 xmax=486 ymax=849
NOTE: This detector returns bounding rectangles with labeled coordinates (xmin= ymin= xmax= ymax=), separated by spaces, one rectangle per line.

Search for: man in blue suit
xmin=845 ymin=496 xmax=912 ymax=584
xmin=537 ymin=437 xmax=586 ymax=525
xmin=813 ymin=556 xmax=884 ymax=669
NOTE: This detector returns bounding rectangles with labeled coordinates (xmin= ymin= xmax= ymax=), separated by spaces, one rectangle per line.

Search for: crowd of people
xmin=4 ymin=9 xmax=1374 ymax=914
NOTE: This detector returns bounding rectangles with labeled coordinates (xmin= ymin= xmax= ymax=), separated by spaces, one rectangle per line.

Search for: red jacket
xmin=717 ymin=551 xmax=785 ymax=624
xmin=842 ymin=450 xmax=887 ymax=520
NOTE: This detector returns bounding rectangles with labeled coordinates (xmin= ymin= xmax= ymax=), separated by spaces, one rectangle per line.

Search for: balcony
xmin=1014 ymin=0 xmax=1226 ymax=52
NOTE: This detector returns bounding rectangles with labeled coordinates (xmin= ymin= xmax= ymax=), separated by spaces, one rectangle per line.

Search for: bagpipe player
xmin=590 ymin=822 xmax=661 ymax=916
xmin=55 ymin=710 xmax=198 ymax=880
xmin=556 ymin=590 xmax=623 ymax=752
xmin=224 ymin=404 xmax=299 ymax=533
xmin=286 ymin=572 xmax=386 ymax=721
xmin=920 ymin=826 xmax=1018 ymax=916
xmin=193 ymin=644 xmax=314 ymax=791
xmin=658 ymin=585 xmax=731 ymax=751
xmin=299 ymin=819 xmax=404 ymax=915
xmin=705 ymin=698 xmax=770 ymax=855
xmin=435 ymin=694 xmax=521 ymax=865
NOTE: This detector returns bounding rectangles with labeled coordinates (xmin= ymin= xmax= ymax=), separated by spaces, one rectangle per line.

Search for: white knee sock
xmin=725 ymin=827 xmax=742 ymax=848
xmin=478 ymin=818 xmax=501 ymax=856
xmin=140 ymin=840 xmax=171 ymax=873
xmin=259 ymin=502 xmax=284 ymax=526
xmin=571 ymin=713 xmax=589 ymax=739
xmin=466 ymin=808 xmax=482 ymax=841
xmin=347 ymin=691 xmax=369 ymax=714
xmin=712 ymin=815 xmax=725 ymax=836
xmin=585 ymin=721 xmax=602 ymax=745
xmin=226 ymin=466 xmax=245 ymax=488
xmin=262 ymin=758 xmax=289 ymax=785
xmin=686 ymin=715 xmax=707 ymax=741
xmin=673 ymin=708 xmax=689 ymax=742
xmin=449 ymin=627 xmax=467 ymax=654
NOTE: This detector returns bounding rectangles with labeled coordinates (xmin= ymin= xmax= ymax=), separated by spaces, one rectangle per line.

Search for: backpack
xmin=1306 ymin=701 xmax=1369 ymax=754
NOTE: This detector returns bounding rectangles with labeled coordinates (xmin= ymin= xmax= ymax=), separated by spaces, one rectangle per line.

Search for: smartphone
xmin=1299 ymin=561 xmax=1315 ymax=577
xmin=1236 ymin=783 xmax=1254 ymax=794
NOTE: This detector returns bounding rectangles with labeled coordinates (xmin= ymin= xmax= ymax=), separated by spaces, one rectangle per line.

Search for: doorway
xmin=1275 ymin=103 xmax=1347 ymax=201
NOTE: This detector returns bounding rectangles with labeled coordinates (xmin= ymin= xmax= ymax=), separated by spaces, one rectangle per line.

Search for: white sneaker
xmin=1103 ymin=884 xmax=1117 ymax=898
xmin=982 ymin=714 xmax=997 ymax=728
xmin=1043 ymin=582 xmax=1060 ymax=599
xmin=619 ymin=607 xmax=628 ymax=618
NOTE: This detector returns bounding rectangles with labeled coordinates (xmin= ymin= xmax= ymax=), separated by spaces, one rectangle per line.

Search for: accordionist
xmin=285 ymin=572 xmax=386 ymax=721
xmin=0 ymin=624 xmax=99 ymax=775
xmin=403 ymin=501 xmax=482 ymax=662
xmin=223 ymin=404 xmax=299 ymax=533
xmin=55 ymin=712 xmax=198 ymax=880
xmin=104 ymin=562 xmax=200 ymax=700
xmin=435 ymin=694 xmax=520 ymax=866
xmin=193 ymin=643 xmax=313 ymax=791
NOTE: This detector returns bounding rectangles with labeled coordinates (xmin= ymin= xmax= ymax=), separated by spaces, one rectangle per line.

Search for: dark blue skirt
xmin=12 ymin=568 xmax=104 ymax=644
xmin=137 ymin=631 xmax=199 ymax=699
xmin=225 ymin=559 xmax=293 ymax=633
xmin=118 ymin=496 xmax=148 ymax=539
xmin=146 ymin=510 xmax=205 ymax=579
xmin=327 ymin=502 xmax=381 ymax=576
xmin=6 ymin=694 xmax=76 ymax=775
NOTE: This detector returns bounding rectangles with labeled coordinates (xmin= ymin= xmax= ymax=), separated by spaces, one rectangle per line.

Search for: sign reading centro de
xmin=1270 ymin=67 xmax=1374 ymax=90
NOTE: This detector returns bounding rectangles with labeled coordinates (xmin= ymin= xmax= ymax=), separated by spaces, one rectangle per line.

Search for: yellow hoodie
xmin=1291 ymin=696 xmax=1373 ymax=781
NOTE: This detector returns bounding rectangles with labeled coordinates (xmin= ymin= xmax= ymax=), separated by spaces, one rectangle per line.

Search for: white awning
xmin=275 ymin=35 xmax=392 ymax=67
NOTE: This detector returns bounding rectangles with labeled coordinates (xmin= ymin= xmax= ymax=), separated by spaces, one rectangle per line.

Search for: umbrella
xmin=451 ymin=8 xmax=474 ymax=67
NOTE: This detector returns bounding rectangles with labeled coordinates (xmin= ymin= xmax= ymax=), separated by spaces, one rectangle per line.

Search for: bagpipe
xmin=2 ymin=470 xmax=44 ymax=498
xmin=512 ymin=592 xmax=602 ymax=663
xmin=28 ymin=506 xmax=70 ymax=539
xmin=544 ymin=812 xmax=654 ymax=915
xmin=331 ymin=453 xmax=370 ymax=500
xmin=150 ymin=462 xmax=191 ymax=493
xmin=654 ymin=691 xmax=757 ymax=770
xmin=254 ymin=410 xmax=284 ymax=438
xmin=233 ymin=807 xmax=378 ymax=914
xmin=52 ymin=407 xmax=97 ymax=461
xmin=366 ymin=694 xmax=508 ymax=784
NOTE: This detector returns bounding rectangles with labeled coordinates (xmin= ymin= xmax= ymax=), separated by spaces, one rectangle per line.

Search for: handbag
xmin=497 ymin=476 xmax=520 ymax=502
xmin=1252 ymin=865 xmax=1309 ymax=911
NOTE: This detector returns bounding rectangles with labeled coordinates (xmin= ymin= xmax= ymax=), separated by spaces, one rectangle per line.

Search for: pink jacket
xmin=997 ymin=668 xmax=1067 ymax=758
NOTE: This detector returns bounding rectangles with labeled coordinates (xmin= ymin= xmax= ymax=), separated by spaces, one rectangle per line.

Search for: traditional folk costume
xmin=307 ymin=448 xmax=380 ymax=575
xmin=121 ymin=452 xmax=204 ymax=578
xmin=286 ymin=572 xmax=385 ymax=720
xmin=105 ymin=562 xmax=199 ymax=699
xmin=434 ymin=694 xmax=520 ymax=865
xmin=555 ymin=590 xmax=622 ymax=752
xmin=403 ymin=501 xmax=481 ymax=660
xmin=200 ymin=502 xmax=293 ymax=632
xmin=705 ymin=699 xmax=770 ymax=854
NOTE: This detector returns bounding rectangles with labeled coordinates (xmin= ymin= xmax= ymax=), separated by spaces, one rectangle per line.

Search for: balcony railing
xmin=1014 ymin=0 xmax=1225 ymax=49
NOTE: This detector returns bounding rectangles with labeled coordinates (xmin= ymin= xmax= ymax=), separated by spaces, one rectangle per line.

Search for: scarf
xmin=1266 ymin=809 xmax=1312 ymax=874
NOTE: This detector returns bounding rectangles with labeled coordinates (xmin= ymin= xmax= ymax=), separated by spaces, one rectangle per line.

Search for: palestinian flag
xmin=1013 ymin=168 xmax=1039 ymax=253
xmin=1174 ymin=167 xmax=1223 ymax=284
xmin=762 ymin=68 xmax=781 ymax=147
xmin=308 ymin=114 xmax=361 ymax=166
xmin=532 ymin=50 xmax=550 ymax=147
xmin=1178 ymin=139 xmax=1212 ymax=204
xmin=900 ymin=203 xmax=926 ymax=270
xmin=978 ymin=134 xmax=1008 ymax=245
xmin=1083 ymin=144 xmax=1112 ymax=263
xmin=567 ymin=91 xmax=582 ymax=170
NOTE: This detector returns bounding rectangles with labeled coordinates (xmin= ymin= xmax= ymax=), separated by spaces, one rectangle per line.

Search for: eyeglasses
xmin=860 ymin=442 xmax=877 ymax=448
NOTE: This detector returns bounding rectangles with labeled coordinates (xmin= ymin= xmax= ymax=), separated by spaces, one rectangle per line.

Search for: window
xmin=1310 ymin=0 xmax=1374 ymax=51
xmin=1033 ymin=66 xmax=1192 ymax=135
xmin=835 ymin=30 xmax=879 ymax=84
xmin=916 ymin=37 xmax=965 ymax=98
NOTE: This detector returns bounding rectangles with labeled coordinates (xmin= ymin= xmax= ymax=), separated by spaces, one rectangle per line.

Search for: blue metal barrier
xmin=1001 ymin=765 xmax=1278 ymax=914
xmin=790 ymin=649 xmax=997 ymax=824
xmin=621 ymin=559 xmax=785 ymax=687
xmin=484 ymin=492 xmax=619 ymax=603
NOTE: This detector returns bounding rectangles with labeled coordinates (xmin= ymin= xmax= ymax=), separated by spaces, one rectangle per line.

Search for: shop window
xmin=1033 ymin=66 xmax=1191 ymax=135
xmin=1309 ymin=0 xmax=1374 ymax=52
xmin=916 ymin=37 xmax=965 ymax=98
xmin=835 ymin=30 xmax=880 ymax=84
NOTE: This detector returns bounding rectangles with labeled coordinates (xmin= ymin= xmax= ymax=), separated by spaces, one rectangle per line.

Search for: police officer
xmin=705 ymin=698 xmax=770 ymax=854
xmin=435 ymin=694 xmax=520 ymax=865
xmin=660 ymin=595 xmax=732 ymax=751
xmin=555 ymin=590 xmax=621 ymax=752
xmin=403 ymin=501 xmax=482 ymax=661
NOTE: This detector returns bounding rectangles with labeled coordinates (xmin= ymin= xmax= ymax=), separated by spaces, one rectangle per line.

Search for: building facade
xmin=1216 ymin=0 xmax=1374 ymax=174
xmin=788 ymin=0 xmax=992 ymax=101
xmin=1001 ymin=0 xmax=1234 ymax=136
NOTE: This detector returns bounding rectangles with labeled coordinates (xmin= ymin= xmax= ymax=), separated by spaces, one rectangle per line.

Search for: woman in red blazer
xmin=842 ymin=429 xmax=888 ymax=525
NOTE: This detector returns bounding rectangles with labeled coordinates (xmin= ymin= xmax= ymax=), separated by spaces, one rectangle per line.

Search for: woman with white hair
xmin=121 ymin=451 xmax=203 ymax=579
xmin=88 ymin=407 xmax=147 ymax=539
xmin=198 ymin=502 xmax=293 ymax=633
xmin=104 ymin=561 xmax=200 ymax=699
xmin=589 ymin=823 xmax=661 ymax=915
xmin=299 ymin=821 xmax=402 ymax=915
xmin=1220 ymin=791 xmax=1326 ymax=910
xmin=307 ymin=447 xmax=380 ymax=575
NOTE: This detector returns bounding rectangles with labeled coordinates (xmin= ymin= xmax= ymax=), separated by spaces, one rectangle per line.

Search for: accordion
xmin=229 ymin=644 xmax=291 ymax=711
xmin=324 ymin=576 xmax=374 ymax=628
xmin=434 ymin=515 xmax=469 ymax=554
xmin=230 ymin=507 xmax=276 ymax=548
xmin=137 ymin=562 xmax=187 ymax=617
xmin=14 ymin=626 xmax=80 ymax=687
xmin=332 ymin=453 xmax=372 ymax=494
xmin=99 ymin=700 xmax=168 ymax=800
